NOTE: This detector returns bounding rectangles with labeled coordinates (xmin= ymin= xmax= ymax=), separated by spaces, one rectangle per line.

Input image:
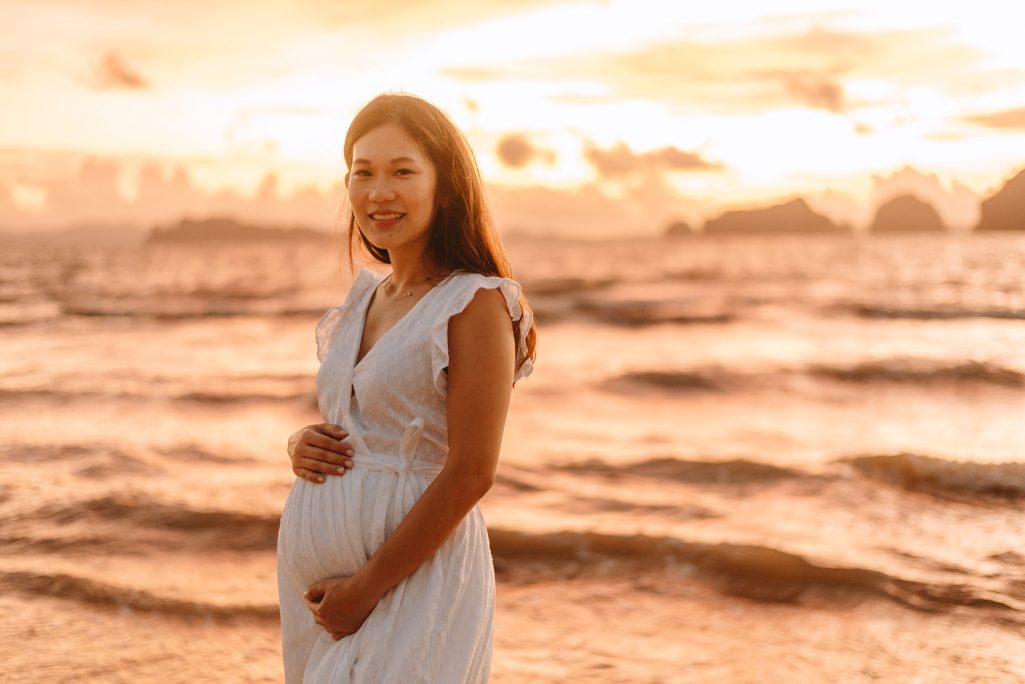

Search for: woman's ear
xmin=344 ymin=172 xmax=350 ymax=187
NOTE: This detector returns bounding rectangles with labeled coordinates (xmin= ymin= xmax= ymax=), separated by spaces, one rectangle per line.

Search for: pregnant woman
xmin=276 ymin=93 xmax=536 ymax=682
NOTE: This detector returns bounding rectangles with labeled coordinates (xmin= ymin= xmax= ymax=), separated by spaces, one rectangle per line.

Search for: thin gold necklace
xmin=382 ymin=271 xmax=442 ymax=300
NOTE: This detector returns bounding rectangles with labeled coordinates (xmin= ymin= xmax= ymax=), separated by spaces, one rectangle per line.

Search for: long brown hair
xmin=342 ymin=92 xmax=536 ymax=371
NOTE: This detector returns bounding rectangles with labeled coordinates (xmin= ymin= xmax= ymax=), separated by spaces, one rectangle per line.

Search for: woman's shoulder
xmin=314 ymin=267 xmax=382 ymax=362
xmin=434 ymin=271 xmax=524 ymax=318
xmin=442 ymin=269 xmax=523 ymax=293
xmin=338 ymin=267 xmax=385 ymax=306
xmin=429 ymin=269 xmax=533 ymax=388
xmin=352 ymin=266 xmax=385 ymax=290
xmin=320 ymin=267 xmax=382 ymax=319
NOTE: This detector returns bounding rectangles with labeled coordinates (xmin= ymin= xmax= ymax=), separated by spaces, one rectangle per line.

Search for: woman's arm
xmin=306 ymin=286 xmax=515 ymax=636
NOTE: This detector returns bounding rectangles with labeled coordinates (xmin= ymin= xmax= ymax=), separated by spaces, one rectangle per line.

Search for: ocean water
xmin=1 ymin=231 xmax=1024 ymax=683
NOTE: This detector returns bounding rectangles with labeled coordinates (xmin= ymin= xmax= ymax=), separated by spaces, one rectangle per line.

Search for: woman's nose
xmin=368 ymin=179 xmax=396 ymax=201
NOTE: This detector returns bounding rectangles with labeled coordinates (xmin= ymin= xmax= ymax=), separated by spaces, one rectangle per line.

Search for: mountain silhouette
xmin=147 ymin=217 xmax=329 ymax=243
xmin=702 ymin=198 xmax=844 ymax=235
xmin=975 ymin=168 xmax=1025 ymax=231
xmin=663 ymin=220 xmax=695 ymax=237
xmin=869 ymin=194 xmax=946 ymax=233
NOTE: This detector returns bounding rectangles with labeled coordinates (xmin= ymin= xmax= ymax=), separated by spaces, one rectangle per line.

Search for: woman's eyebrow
xmin=352 ymin=156 xmax=419 ymax=165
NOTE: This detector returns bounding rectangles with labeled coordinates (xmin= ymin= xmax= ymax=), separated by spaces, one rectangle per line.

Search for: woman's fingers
xmin=305 ymin=430 xmax=355 ymax=458
xmin=294 ymin=456 xmax=353 ymax=482
xmin=294 ymin=466 xmax=327 ymax=483
xmin=316 ymin=422 xmax=349 ymax=440
xmin=303 ymin=444 xmax=354 ymax=466
xmin=290 ymin=425 xmax=350 ymax=461
xmin=299 ymin=445 xmax=354 ymax=465
xmin=289 ymin=424 xmax=356 ymax=482
xmin=309 ymin=424 xmax=350 ymax=448
xmin=295 ymin=455 xmax=353 ymax=478
xmin=305 ymin=592 xmax=348 ymax=637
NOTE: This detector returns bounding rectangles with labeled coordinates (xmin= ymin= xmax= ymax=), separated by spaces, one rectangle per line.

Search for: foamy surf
xmin=838 ymin=453 xmax=1025 ymax=500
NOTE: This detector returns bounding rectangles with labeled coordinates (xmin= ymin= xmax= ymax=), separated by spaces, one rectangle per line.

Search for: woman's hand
xmin=304 ymin=575 xmax=381 ymax=640
xmin=287 ymin=423 xmax=354 ymax=483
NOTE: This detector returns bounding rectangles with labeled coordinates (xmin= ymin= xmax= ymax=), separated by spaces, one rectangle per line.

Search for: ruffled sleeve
xmin=315 ymin=268 xmax=378 ymax=363
xmin=430 ymin=274 xmax=534 ymax=393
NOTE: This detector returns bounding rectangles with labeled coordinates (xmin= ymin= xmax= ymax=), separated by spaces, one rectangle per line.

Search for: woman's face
xmin=347 ymin=123 xmax=438 ymax=256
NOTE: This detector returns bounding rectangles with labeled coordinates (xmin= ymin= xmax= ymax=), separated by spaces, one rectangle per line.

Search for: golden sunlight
xmin=1 ymin=0 xmax=1024 ymax=236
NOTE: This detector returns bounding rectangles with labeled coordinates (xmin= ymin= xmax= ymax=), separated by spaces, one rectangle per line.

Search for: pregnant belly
xmin=277 ymin=467 xmax=430 ymax=587
xmin=277 ymin=474 xmax=376 ymax=586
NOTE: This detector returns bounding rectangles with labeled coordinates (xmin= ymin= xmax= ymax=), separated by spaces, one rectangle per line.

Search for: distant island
xmin=869 ymin=194 xmax=946 ymax=233
xmin=663 ymin=220 xmax=695 ymax=237
xmin=648 ymin=165 xmax=1023 ymax=238
xmin=975 ymin=168 xmax=1025 ymax=232
xmin=0 ymin=223 xmax=147 ymax=246
xmin=702 ymin=198 xmax=844 ymax=235
xmin=147 ymin=217 xmax=331 ymax=243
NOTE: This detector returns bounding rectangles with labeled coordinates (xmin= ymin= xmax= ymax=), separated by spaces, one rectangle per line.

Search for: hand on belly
xmin=305 ymin=574 xmax=382 ymax=640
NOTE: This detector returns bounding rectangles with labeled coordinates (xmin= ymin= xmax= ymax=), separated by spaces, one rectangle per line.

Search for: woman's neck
xmin=387 ymin=246 xmax=442 ymax=290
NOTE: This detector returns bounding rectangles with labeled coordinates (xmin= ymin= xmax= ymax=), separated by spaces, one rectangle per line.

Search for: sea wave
xmin=838 ymin=453 xmax=1025 ymax=500
xmin=846 ymin=304 xmax=1025 ymax=321
xmin=605 ymin=358 xmax=1025 ymax=394
xmin=663 ymin=268 xmax=723 ymax=282
xmin=493 ymin=472 xmax=546 ymax=493
xmin=8 ymin=531 xmax=1019 ymax=620
xmin=549 ymin=495 xmax=717 ymax=519
xmin=153 ymin=443 xmax=261 ymax=465
xmin=0 ymin=569 xmax=278 ymax=620
xmin=59 ymin=301 xmax=327 ymax=319
xmin=0 ymin=442 xmax=134 ymax=463
xmin=0 ymin=386 xmax=313 ymax=405
xmin=1 ymin=441 xmax=255 ymax=468
xmin=575 ymin=299 xmax=734 ymax=327
xmin=521 ymin=276 xmax=616 ymax=296
xmin=488 ymin=528 xmax=1025 ymax=614
xmin=16 ymin=494 xmax=281 ymax=550
xmin=550 ymin=455 xmax=809 ymax=485
xmin=7 ymin=492 xmax=1023 ymax=620
xmin=176 ymin=390 xmax=312 ymax=404
xmin=604 ymin=369 xmax=735 ymax=392
xmin=810 ymin=359 xmax=1025 ymax=387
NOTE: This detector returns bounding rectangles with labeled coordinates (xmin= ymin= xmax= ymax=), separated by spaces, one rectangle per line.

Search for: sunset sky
xmin=2 ymin=0 xmax=1024 ymax=236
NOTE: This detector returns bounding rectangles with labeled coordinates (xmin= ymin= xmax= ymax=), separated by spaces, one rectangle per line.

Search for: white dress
xmin=277 ymin=267 xmax=533 ymax=683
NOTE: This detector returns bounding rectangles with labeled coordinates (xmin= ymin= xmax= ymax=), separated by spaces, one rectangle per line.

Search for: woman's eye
xmin=352 ymin=169 xmax=371 ymax=177
xmin=395 ymin=168 xmax=415 ymax=176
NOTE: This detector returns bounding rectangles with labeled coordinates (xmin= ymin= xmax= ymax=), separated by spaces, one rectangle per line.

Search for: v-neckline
xmin=351 ymin=269 xmax=457 ymax=371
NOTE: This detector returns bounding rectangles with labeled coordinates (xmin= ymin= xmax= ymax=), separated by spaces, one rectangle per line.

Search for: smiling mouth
xmin=369 ymin=212 xmax=405 ymax=221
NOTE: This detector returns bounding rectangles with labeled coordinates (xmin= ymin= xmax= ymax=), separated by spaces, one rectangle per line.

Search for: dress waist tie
xmin=360 ymin=416 xmax=439 ymax=552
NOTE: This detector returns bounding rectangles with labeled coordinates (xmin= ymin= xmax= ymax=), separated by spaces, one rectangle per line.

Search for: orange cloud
xmin=443 ymin=26 xmax=982 ymax=115
xmin=287 ymin=0 xmax=578 ymax=36
xmin=95 ymin=52 xmax=148 ymax=89
xmin=965 ymin=106 xmax=1025 ymax=130
xmin=758 ymin=70 xmax=845 ymax=112
xmin=584 ymin=142 xmax=722 ymax=178
xmin=495 ymin=134 xmax=555 ymax=168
